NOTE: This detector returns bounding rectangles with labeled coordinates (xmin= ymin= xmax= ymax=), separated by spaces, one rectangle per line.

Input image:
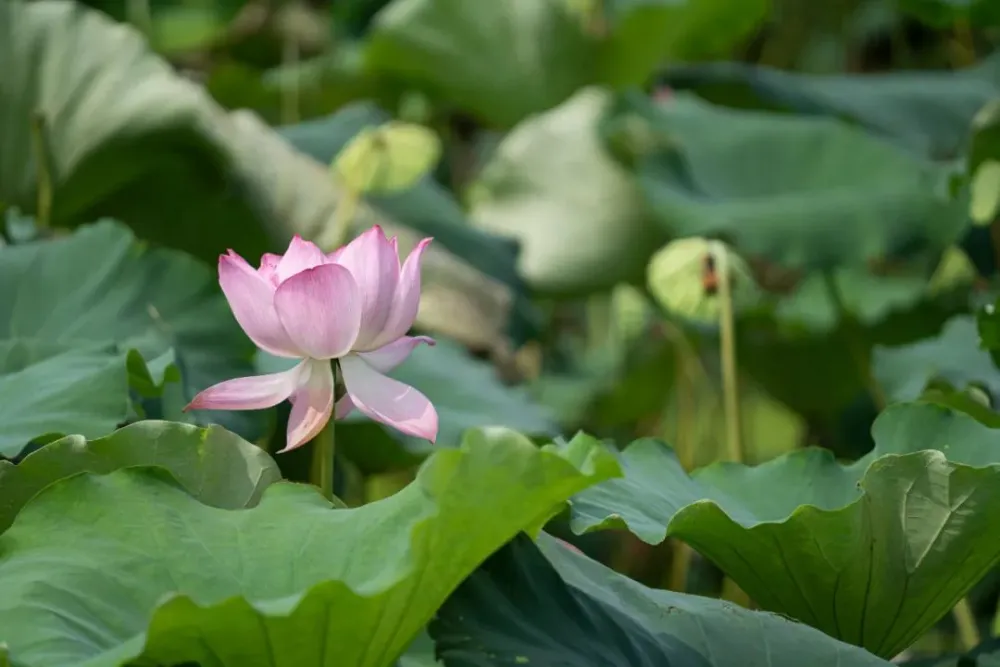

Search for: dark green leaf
xmin=600 ymin=0 xmax=769 ymax=87
xmin=603 ymin=91 xmax=968 ymax=271
xmin=432 ymin=532 xmax=892 ymax=666
xmin=364 ymin=0 xmax=595 ymax=127
xmin=659 ymin=58 xmax=1000 ymax=158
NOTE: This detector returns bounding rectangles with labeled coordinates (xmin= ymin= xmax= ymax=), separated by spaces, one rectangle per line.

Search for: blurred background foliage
xmin=6 ymin=0 xmax=1000 ymax=658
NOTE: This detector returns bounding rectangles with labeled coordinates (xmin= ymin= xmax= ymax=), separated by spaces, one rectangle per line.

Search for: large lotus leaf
xmin=364 ymin=0 xmax=596 ymax=127
xmin=568 ymin=402 xmax=1000 ymax=658
xmin=471 ymin=87 xmax=665 ymax=295
xmin=0 ymin=341 xmax=127 ymax=455
xmin=599 ymin=0 xmax=769 ymax=88
xmin=874 ymin=315 xmax=1000 ymax=407
xmin=0 ymin=428 xmax=619 ymax=667
xmin=0 ymin=420 xmax=281 ymax=534
xmin=258 ymin=338 xmax=558 ymax=474
xmin=0 ymin=0 xmax=273 ymax=263
xmin=659 ymin=58 xmax=1000 ymax=158
xmin=0 ymin=221 xmax=262 ymax=451
xmin=432 ymin=532 xmax=891 ymax=667
xmin=604 ymin=91 xmax=968 ymax=270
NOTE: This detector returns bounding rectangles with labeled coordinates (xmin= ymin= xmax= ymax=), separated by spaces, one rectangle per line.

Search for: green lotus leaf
xmin=0 ymin=427 xmax=619 ymax=667
xmin=569 ymin=402 xmax=1000 ymax=657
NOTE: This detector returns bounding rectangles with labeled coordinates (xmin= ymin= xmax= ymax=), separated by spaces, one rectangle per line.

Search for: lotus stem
xmin=313 ymin=363 xmax=338 ymax=503
xmin=667 ymin=541 xmax=693 ymax=592
xmin=714 ymin=242 xmax=743 ymax=464
xmin=713 ymin=242 xmax=752 ymax=608
xmin=309 ymin=181 xmax=362 ymax=501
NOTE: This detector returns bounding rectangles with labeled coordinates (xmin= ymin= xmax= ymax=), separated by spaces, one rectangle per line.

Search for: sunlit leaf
xmin=470 ymin=87 xmax=664 ymax=295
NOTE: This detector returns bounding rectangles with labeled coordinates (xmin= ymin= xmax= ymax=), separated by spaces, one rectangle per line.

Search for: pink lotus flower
xmin=186 ymin=226 xmax=438 ymax=452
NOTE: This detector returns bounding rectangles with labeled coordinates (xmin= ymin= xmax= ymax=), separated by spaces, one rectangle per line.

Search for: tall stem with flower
xmin=185 ymin=225 xmax=439 ymax=503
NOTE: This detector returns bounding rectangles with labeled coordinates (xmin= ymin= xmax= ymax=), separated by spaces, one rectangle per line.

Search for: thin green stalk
xmin=714 ymin=242 xmax=750 ymax=608
xmin=714 ymin=242 xmax=743 ymax=464
xmin=312 ymin=363 xmax=338 ymax=502
xmin=308 ymin=185 xmax=359 ymax=503
xmin=30 ymin=112 xmax=51 ymax=230
xmin=667 ymin=541 xmax=693 ymax=592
